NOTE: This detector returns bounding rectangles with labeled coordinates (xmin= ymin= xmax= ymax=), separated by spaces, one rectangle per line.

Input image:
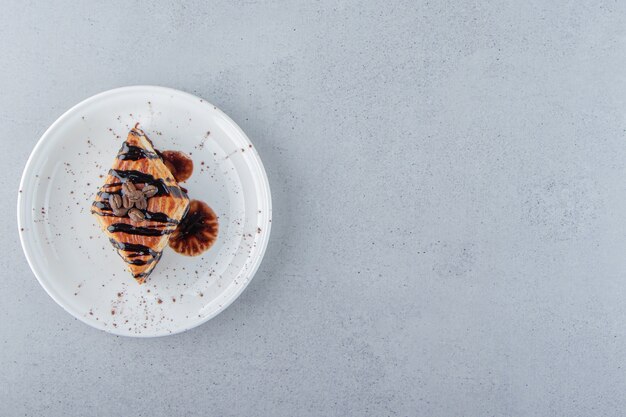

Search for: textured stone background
xmin=2 ymin=1 xmax=626 ymax=416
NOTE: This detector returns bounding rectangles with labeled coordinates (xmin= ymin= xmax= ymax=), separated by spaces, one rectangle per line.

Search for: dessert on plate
xmin=91 ymin=125 xmax=190 ymax=284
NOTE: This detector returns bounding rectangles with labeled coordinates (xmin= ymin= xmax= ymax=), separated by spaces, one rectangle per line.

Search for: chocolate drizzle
xmin=117 ymin=142 xmax=158 ymax=161
xmin=109 ymin=240 xmax=158 ymax=257
xmin=107 ymin=223 xmax=173 ymax=236
xmin=108 ymin=239 xmax=162 ymax=276
xmin=108 ymin=169 xmax=185 ymax=199
xmin=92 ymin=200 xmax=179 ymax=225
xmin=133 ymin=270 xmax=153 ymax=279
xmin=143 ymin=211 xmax=179 ymax=226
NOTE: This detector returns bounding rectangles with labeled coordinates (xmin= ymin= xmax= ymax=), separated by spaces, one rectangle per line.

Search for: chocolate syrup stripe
xmin=117 ymin=142 xmax=159 ymax=161
xmin=132 ymin=252 xmax=161 ymax=279
xmin=108 ymin=169 xmax=185 ymax=199
xmin=109 ymin=239 xmax=159 ymax=257
xmin=91 ymin=200 xmax=179 ymax=226
xmin=109 ymin=239 xmax=162 ymax=276
xmin=107 ymin=223 xmax=173 ymax=236
xmin=134 ymin=270 xmax=152 ymax=279
xmin=131 ymin=261 xmax=158 ymax=278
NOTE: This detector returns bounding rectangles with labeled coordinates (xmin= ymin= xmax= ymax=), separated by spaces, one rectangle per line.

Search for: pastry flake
xmin=91 ymin=125 xmax=190 ymax=284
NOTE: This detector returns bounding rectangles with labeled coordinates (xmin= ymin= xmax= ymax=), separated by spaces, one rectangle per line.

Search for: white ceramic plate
xmin=17 ymin=86 xmax=272 ymax=337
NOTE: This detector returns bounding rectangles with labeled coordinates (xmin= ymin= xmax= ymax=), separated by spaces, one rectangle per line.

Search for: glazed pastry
xmin=91 ymin=125 xmax=190 ymax=283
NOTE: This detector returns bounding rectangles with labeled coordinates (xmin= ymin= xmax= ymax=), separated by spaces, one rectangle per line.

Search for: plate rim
xmin=16 ymin=85 xmax=273 ymax=337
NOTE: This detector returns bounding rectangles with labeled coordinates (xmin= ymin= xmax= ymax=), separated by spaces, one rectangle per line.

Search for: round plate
xmin=17 ymin=86 xmax=272 ymax=337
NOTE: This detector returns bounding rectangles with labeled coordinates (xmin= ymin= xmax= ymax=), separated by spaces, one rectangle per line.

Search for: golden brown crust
xmin=91 ymin=127 xmax=190 ymax=283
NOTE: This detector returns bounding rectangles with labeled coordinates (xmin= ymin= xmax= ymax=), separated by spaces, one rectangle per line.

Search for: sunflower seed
xmin=142 ymin=184 xmax=158 ymax=198
xmin=128 ymin=208 xmax=145 ymax=222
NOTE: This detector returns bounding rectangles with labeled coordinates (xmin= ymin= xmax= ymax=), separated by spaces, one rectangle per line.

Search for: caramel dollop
xmin=159 ymin=150 xmax=193 ymax=183
xmin=169 ymin=200 xmax=218 ymax=256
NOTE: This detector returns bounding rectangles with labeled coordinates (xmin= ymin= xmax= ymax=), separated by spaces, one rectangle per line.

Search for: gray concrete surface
xmin=2 ymin=1 xmax=626 ymax=416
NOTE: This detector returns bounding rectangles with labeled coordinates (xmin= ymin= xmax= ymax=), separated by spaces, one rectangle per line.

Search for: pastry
xmin=91 ymin=125 xmax=190 ymax=283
